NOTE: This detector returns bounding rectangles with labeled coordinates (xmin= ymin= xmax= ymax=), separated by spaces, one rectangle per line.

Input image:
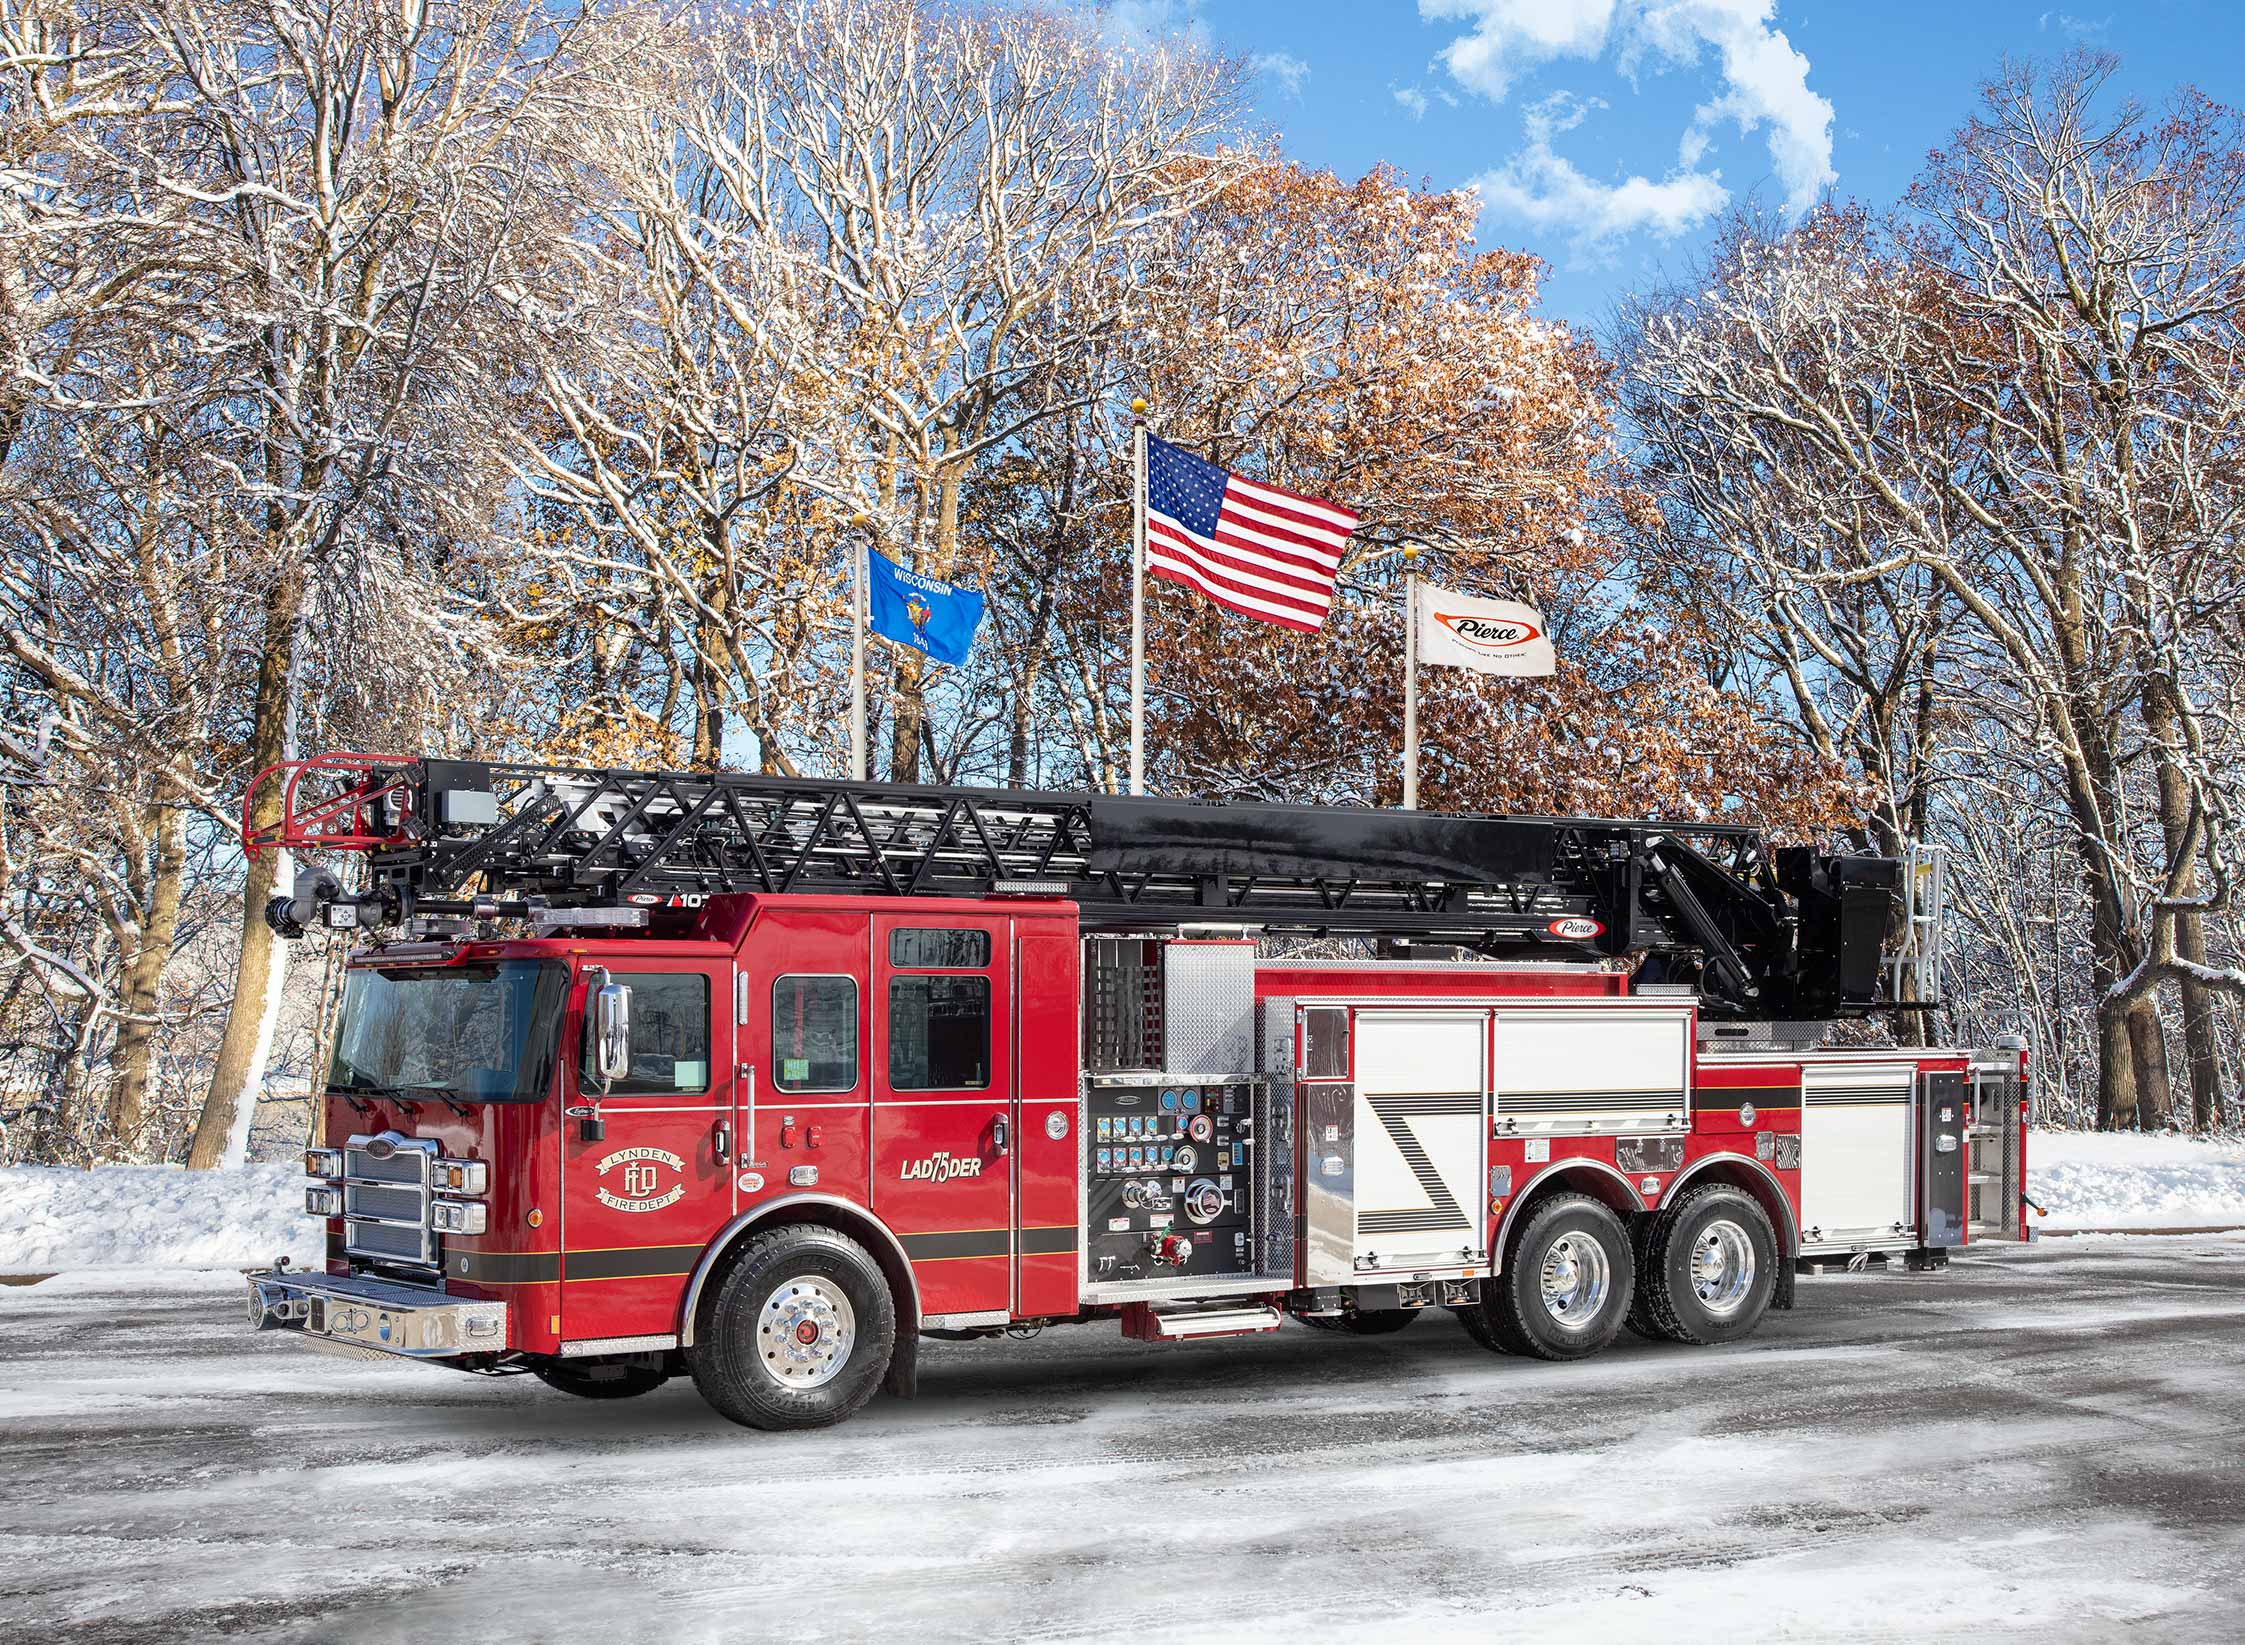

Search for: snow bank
xmin=0 ymin=1165 xmax=318 ymax=1272
xmin=4 ymin=1130 xmax=2242 ymax=1274
xmin=2031 ymin=1129 xmax=2245 ymax=1231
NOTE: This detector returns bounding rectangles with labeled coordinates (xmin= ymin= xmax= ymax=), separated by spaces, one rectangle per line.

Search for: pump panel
xmin=1084 ymin=1079 xmax=1257 ymax=1284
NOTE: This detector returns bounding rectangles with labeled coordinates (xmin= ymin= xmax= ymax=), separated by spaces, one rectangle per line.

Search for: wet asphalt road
xmin=3 ymin=1236 xmax=2244 ymax=1644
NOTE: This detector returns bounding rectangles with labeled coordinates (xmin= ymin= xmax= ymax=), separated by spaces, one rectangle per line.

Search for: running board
xmin=1120 ymin=1301 xmax=1284 ymax=1342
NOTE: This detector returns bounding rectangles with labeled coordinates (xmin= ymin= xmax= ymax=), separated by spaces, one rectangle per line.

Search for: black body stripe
xmin=900 ymin=1228 xmax=1009 ymax=1262
xmin=1018 ymin=1225 xmax=1078 ymax=1256
xmin=451 ymin=1248 xmax=561 ymax=1285
xmin=564 ymin=1244 xmax=704 ymax=1281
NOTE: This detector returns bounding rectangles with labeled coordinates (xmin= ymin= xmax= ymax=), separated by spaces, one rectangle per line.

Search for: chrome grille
xmin=342 ymin=1133 xmax=438 ymax=1268
xmin=350 ymin=1148 xmax=425 ymax=1185
xmin=346 ymin=1220 xmax=431 ymax=1263
xmin=345 ymin=1181 xmax=423 ymax=1223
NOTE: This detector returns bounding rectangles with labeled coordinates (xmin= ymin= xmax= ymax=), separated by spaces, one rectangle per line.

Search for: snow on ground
xmin=0 ymin=1164 xmax=320 ymax=1272
xmin=2030 ymin=1128 xmax=2245 ymax=1231
xmin=5 ymin=1129 xmax=2245 ymax=1277
xmin=5 ymin=1239 xmax=2245 ymax=1642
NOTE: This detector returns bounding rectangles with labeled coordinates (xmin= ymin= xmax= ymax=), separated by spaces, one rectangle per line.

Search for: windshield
xmin=329 ymin=961 xmax=568 ymax=1105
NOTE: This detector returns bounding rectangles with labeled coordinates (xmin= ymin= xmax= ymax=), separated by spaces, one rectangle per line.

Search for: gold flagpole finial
xmin=1130 ymin=398 xmax=1148 ymax=417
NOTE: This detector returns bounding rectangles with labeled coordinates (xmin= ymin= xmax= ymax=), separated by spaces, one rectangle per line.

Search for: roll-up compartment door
xmin=1492 ymin=1009 xmax=1690 ymax=1135
xmin=1350 ymin=1011 xmax=1488 ymax=1273
xmin=1799 ymin=1062 xmax=1913 ymax=1246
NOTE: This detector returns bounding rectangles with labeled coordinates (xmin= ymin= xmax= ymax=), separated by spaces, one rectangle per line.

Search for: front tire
xmin=534 ymin=1362 xmax=670 ymax=1400
xmin=1479 ymin=1193 xmax=1634 ymax=1361
xmin=1630 ymin=1184 xmax=1777 ymax=1345
xmin=689 ymin=1225 xmax=897 ymax=1431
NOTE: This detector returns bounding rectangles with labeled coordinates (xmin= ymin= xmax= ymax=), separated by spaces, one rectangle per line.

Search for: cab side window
xmin=888 ymin=976 xmax=991 ymax=1091
xmin=886 ymin=927 xmax=992 ymax=1092
xmin=609 ymin=973 xmax=710 ymax=1093
xmin=772 ymin=976 xmax=859 ymax=1093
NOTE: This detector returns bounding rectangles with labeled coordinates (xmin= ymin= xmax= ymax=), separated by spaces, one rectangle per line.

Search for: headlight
xmin=304 ymin=1147 xmax=343 ymax=1179
xmin=304 ymin=1186 xmax=342 ymax=1217
xmin=431 ymin=1158 xmax=489 ymax=1195
xmin=429 ymin=1200 xmax=487 ymax=1235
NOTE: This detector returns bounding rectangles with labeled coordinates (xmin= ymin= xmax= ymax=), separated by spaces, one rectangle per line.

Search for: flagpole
xmin=1402 ymin=544 xmax=1420 ymax=809
xmin=1129 ymin=398 xmax=1148 ymax=796
xmin=848 ymin=513 xmax=869 ymax=781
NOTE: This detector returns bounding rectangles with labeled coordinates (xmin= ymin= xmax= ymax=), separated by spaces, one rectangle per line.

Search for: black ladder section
xmin=265 ymin=756 xmax=1900 ymax=1020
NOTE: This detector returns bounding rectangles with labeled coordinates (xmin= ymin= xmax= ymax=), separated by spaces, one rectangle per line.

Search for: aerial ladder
xmin=249 ymin=753 xmax=1909 ymax=1022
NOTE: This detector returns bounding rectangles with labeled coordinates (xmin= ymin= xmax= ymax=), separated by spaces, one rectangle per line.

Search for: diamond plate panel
xmin=1161 ymin=941 xmax=1255 ymax=1077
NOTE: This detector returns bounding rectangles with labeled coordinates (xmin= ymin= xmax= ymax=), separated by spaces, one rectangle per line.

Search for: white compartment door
xmin=1492 ymin=1008 xmax=1691 ymax=1135
xmin=1351 ymin=1011 xmax=1488 ymax=1270
xmin=1799 ymin=1062 xmax=1914 ymax=1245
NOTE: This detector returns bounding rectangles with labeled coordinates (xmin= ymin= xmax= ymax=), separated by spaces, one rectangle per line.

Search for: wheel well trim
xmin=1666 ymin=1153 xmax=1800 ymax=1257
xmin=1493 ymin=1157 xmax=1647 ymax=1264
xmin=677 ymin=1194 xmax=923 ymax=1348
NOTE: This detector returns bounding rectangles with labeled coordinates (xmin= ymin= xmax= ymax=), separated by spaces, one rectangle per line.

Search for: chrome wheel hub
xmin=1538 ymin=1233 xmax=1611 ymax=1331
xmin=1691 ymin=1219 xmax=1756 ymax=1317
xmin=756 ymin=1275 xmax=856 ymax=1389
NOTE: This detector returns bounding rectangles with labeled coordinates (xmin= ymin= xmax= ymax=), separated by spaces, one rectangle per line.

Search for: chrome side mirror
xmin=582 ymin=966 xmax=631 ymax=1094
xmin=592 ymin=982 xmax=632 ymax=1087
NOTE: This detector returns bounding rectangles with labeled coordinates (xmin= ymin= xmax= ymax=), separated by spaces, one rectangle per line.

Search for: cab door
xmin=871 ymin=914 xmax=1013 ymax=1319
xmin=558 ymin=961 xmax=732 ymax=1346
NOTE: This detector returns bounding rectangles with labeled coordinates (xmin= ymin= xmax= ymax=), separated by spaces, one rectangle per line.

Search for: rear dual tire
xmin=1626 ymin=1184 xmax=1779 ymax=1345
xmin=1474 ymin=1193 xmax=1635 ymax=1360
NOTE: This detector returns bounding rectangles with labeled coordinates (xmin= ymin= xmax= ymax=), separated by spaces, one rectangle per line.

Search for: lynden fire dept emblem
xmin=594 ymin=1145 xmax=687 ymax=1212
xmin=899 ymin=1150 xmax=983 ymax=1184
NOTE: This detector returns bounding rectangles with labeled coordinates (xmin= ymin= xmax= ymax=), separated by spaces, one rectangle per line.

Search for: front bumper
xmin=247 ymin=1269 xmax=509 ymax=1359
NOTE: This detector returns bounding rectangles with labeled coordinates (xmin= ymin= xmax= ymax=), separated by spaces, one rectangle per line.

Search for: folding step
xmin=1120 ymin=1301 xmax=1283 ymax=1342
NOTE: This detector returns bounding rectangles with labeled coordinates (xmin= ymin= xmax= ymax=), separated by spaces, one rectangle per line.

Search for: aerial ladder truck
xmin=243 ymin=754 xmax=2027 ymax=1430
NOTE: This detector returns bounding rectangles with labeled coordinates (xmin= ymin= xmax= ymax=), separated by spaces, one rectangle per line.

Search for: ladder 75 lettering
xmin=244 ymin=755 xmax=2027 ymax=1430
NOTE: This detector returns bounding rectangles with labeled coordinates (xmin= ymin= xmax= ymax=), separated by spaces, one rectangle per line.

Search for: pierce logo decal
xmin=899 ymin=1151 xmax=984 ymax=1184
xmin=594 ymin=1145 xmax=687 ymax=1212
xmin=1435 ymin=612 xmax=1543 ymax=653
xmin=1546 ymin=916 xmax=1605 ymax=940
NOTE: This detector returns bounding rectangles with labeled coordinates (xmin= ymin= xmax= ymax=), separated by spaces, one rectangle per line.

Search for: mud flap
xmin=883 ymin=1328 xmax=919 ymax=1399
xmin=1772 ymin=1257 xmax=1797 ymax=1312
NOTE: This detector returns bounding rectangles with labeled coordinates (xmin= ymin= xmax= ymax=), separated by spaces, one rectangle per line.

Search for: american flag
xmin=1143 ymin=434 xmax=1357 ymax=633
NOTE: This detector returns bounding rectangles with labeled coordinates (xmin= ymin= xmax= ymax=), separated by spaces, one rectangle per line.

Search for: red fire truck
xmin=244 ymin=755 xmax=2028 ymax=1430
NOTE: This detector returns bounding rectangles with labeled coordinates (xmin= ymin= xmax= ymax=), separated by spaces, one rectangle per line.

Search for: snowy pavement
xmin=4 ymin=1240 xmax=2245 ymax=1643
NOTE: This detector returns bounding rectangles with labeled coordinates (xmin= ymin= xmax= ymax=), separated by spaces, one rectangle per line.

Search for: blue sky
xmin=1110 ymin=1 xmax=2245 ymax=333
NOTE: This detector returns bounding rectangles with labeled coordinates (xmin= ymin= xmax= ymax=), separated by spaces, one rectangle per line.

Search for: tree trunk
xmin=2176 ymin=913 xmax=2226 ymax=1130
xmin=2126 ymin=999 xmax=2174 ymax=1131
xmin=187 ymin=570 xmax=305 ymax=1170
xmin=2143 ymin=672 xmax=2226 ymax=1129
xmin=107 ymin=800 xmax=187 ymax=1153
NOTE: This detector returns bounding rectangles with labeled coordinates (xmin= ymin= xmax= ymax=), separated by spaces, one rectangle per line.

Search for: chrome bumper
xmin=247 ymin=1269 xmax=509 ymax=1359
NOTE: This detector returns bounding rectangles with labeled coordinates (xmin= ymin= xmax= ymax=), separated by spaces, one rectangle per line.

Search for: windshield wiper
xmin=332 ymin=1083 xmax=476 ymax=1121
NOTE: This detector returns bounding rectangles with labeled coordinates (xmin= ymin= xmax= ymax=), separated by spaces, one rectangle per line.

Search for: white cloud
xmin=1252 ymin=51 xmax=1310 ymax=98
xmin=1423 ymin=0 xmax=1834 ymax=228
xmin=1465 ymin=90 xmax=1728 ymax=247
xmin=1394 ymin=84 xmax=1431 ymax=120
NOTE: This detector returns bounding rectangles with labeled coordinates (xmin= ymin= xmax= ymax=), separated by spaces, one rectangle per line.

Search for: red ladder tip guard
xmin=243 ymin=753 xmax=418 ymax=857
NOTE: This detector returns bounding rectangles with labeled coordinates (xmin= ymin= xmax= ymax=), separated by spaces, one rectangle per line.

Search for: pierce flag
xmin=1413 ymin=582 xmax=1555 ymax=677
